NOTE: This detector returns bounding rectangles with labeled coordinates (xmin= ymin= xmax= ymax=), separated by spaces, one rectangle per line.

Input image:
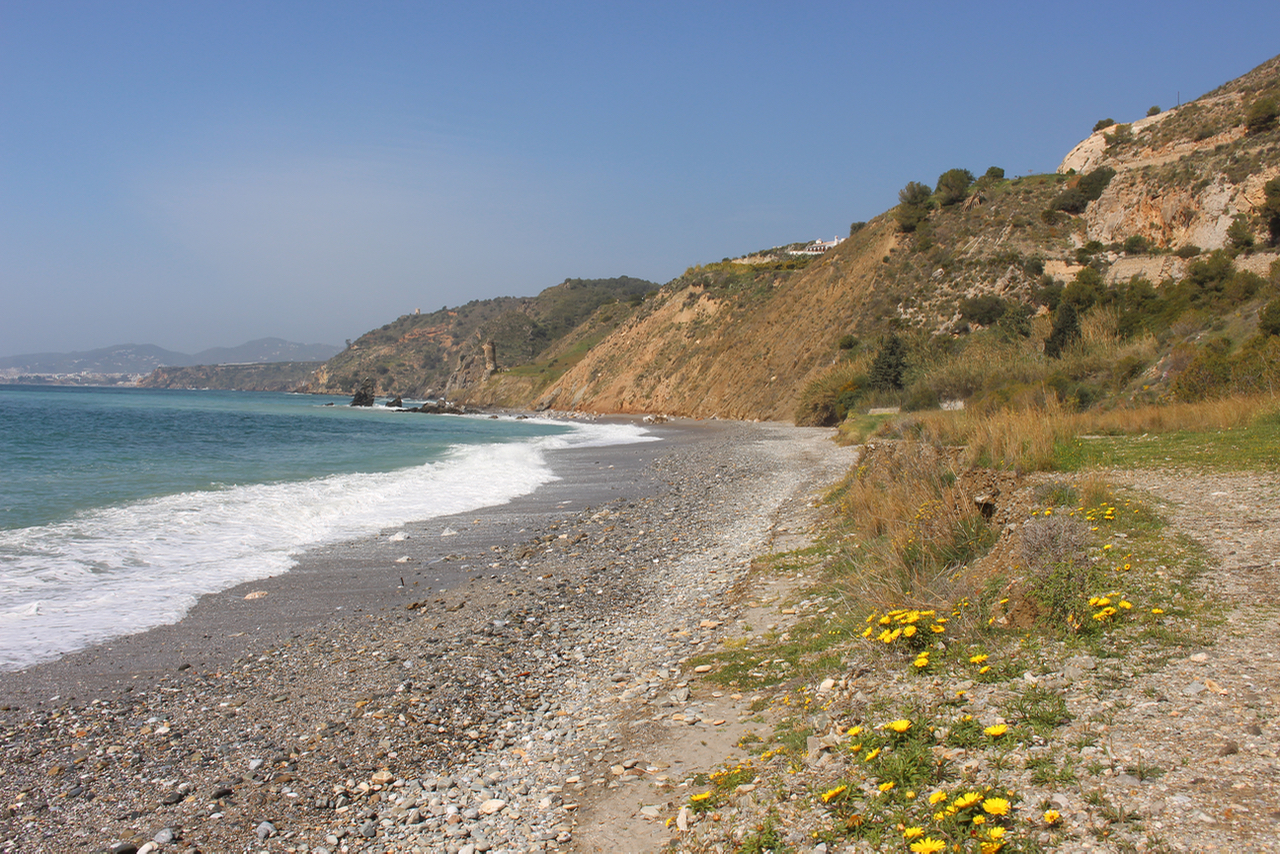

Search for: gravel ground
xmin=0 ymin=419 xmax=853 ymax=854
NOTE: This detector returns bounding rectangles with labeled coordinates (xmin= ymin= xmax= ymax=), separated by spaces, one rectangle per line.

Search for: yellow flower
xmin=913 ymin=656 xmax=930 ymax=668
xmin=879 ymin=781 xmax=895 ymax=792
xmin=909 ymin=838 xmax=947 ymax=854
xmin=902 ymin=624 xmax=918 ymax=637
xmin=980 ymin=842 xmax=1004 ymax=854
xmin=864 ymin=747 xmax=881 ymax=761
xmin=690 ymin=791 xmax=711 ymax=802
xmin=820 ymin=784 xmax=847 ymax=803
xmin=861 ymin=626 xmax=873 ymax=638
xmin=1119 ymin=600 xmax=1132 ymax=609
xmin=953 ymin=791 xmax=982 ymax=809
xmin=1043 ymin=808 xmax=1062 ymax=825
xmin=1151 ymin=607 xmax=1164 ymax=615
xmin=930 ymin=623 xmax=945 ymax=633
xmin=988 ymin=827 xmax=1006 ymax=839
xmin=982 ymin=797 xmax=1011 ymax=816
xmin=905 ymin=790 xmax=916 ymax=800
xmin=928 ymin=790 xmax=948 ymax=804
xmin=984 ymin=724 xmax=1008 ymax=737
xmin=886 ymin=719 xmax=912 ymax=733
xmin=971 ymin=813 xmax=986 ymax=825
xmin=969 ymin=653 xmax=988 ymax=664
xmin=979 ymin=665 xmax=991 ymax=674
xmin=903 ymin=826 xmax=924 ymax=839
xmin=847 ymin=726 xmax=863 ymax=736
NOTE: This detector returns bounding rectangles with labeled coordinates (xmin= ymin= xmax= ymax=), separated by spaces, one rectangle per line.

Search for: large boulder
xmin=351 ymin=378 xmax=376 ymax=406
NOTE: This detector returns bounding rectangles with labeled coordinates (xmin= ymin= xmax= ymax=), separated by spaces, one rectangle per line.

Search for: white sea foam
xmin=0 ymin=419 xmax=653 ymax=671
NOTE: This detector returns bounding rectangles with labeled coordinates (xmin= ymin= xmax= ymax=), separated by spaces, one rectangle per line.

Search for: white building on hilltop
xmin=787 ymin=236 xmax=845 ymax=255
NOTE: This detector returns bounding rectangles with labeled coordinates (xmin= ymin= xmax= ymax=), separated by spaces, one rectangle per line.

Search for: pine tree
xmin=868 ymin=334 xmax=908 ymax=390
xmin=1044 ymin=302 xmax=1080 ymax=359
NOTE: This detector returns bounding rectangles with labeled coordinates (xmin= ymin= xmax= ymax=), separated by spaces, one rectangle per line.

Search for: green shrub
xmin=1259 ymin=299 xmax=1280 ymax=337
xmin=1174 ymin=244 xmax=1202 ymax=259
xmin=1171 ymin=338 xmax=1233 ymax=401
xmin=1105 ymin=124 xmax=1133 ymax=148
xmin=1052 ymin=187 xmax=1087 ymax=214
xmin=1035 ymin=279 xmax=1064 ymax=310
xmin=1263 ymin=177 xmax=1280 ymax=245
xmin=935 ymin=168 xmax=976 ymax=206
xmin=837 ymin=333 xmax=859 ymax=350
xmin=959 ymin=294 xmax=1008 ymax=326
xmin=1093 ymin=118 xmax=1116 ymax=132
xmin=1123 ymin=235 xmax=1151 ymax=255
xmin=1077 ymin=167 xmax=1116 ymax=201
xmin=899 ymin=180 xmax=932 ymax=207
xmin=903 ymin=384 xmax=940 ymax=412
xmin=984 ymin=166 xmax=1005 ymax=180
xmin=1227 ymin=215 xmax=1256 ymax=252
xmin=895 ymin=181 xmax=933 ymax=232
xmin=1063 ymin=267 xmax=1105 ymax=311
xmin=1147 ymin=105 xmax=1161 ymax=117
xmin=1246 ymin=97 xmax=1278 ymax=135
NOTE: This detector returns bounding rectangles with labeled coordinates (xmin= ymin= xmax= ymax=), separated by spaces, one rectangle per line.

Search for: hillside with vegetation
xmin=308 ymin=54 xmax=1280 ymax=424
xmin=139 ymin=361 xmax=327 ymax=392
xmin=297 ymin=276 xmax=656 ymax=400
xmin=450 ymin=53 xmax=1279 ymax=422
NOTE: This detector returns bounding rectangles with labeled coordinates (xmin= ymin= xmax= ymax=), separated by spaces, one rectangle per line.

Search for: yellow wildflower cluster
xmin=1088 ymin=591 xmax=1133 ymax=623
xmin=862 ymin=607 xmax=945 ymax=651
xmin=1084 ymin=502 xmax=1118 ymax=525
xmin=915 ymin=787 xmax=1017 ymax=851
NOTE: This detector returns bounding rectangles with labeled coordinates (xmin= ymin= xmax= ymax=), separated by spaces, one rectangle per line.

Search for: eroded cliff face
xmin=1063 ymin=55 xmax=1280 ymax=252
xmin=524 ymin=223 xmax=900 ymax=421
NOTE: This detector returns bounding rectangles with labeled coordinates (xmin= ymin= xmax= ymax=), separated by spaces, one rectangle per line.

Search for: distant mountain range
xmin=0 ymin=338 xmax=342 ymax=376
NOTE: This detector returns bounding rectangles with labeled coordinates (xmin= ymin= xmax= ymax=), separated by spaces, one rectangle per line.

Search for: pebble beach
xmin=0 ymin=419 xmax=853 ymax=854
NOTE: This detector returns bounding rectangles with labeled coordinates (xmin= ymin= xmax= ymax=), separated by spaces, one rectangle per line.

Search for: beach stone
xmin=255 ymin=821 xmax=275 ymax=840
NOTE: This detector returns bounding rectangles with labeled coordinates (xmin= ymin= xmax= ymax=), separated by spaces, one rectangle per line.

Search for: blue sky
xmin=2 ymin=1 xmax=1278 ymax=355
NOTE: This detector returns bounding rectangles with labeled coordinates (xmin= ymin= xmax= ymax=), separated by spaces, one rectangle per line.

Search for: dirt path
xmin=1096 ymin=469 xmax=1280 ymax=851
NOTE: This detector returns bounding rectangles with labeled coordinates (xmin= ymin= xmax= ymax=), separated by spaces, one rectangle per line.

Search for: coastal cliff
xmin=305 ymin=52 xmax=1280 ymax=421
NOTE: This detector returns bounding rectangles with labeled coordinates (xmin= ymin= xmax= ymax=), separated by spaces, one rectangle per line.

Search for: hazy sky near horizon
xmin=3 ymin=2 xmax=1279 ymax=356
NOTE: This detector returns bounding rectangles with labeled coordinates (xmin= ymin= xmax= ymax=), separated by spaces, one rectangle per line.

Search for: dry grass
xmin=871 ymin=394 xmax=1280 ymax=472
xmin=830 ymin=442 xmax=988 ymax=610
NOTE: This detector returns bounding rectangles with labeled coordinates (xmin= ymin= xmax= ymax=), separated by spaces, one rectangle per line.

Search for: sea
xmin=0 ymin=385 xmax=654 ymax=672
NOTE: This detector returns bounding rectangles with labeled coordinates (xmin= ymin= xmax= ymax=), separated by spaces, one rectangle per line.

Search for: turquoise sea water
xmin=0 ymin=386 xmax=651 ymax=671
